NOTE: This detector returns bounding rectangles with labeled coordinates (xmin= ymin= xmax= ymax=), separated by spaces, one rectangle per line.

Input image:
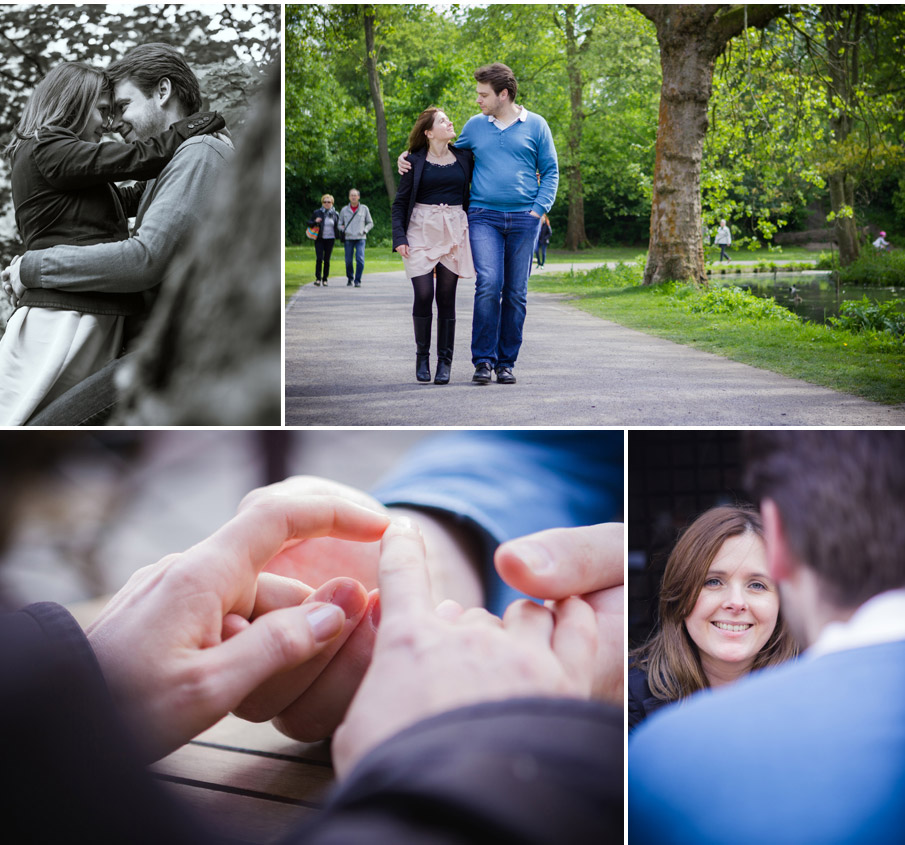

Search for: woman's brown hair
xmin=407 ymin=107 xmax=442 ymax=154
xmin=632 ymin=505 xmax=798 ymax=704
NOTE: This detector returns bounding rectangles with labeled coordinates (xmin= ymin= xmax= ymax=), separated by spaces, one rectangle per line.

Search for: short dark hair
xmin=744 ymin=431 xmax=905 ymax=608
xmin=106 ymin=43 xmax=202 ymax=114
xmin=474 ymin=63 xmax=517 ymax=101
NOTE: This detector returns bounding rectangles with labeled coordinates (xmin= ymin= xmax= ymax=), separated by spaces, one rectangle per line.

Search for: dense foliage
xmin=286 ymin=4 xmax=905 ymax=256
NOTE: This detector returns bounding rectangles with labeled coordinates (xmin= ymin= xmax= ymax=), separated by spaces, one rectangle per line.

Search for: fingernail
xmin=305 ymin=603 xmax=345 ymax=643
xmin=510 ymin=541 xmax=555 ymax=575
xmin=328 ymin=581 xmax=367 ymax=618
xmin=369 ymin=594 xmax=381 ymax=629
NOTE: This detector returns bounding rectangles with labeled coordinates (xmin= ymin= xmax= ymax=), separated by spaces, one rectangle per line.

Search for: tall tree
xmin=630 ymin=4 xmax=788 ymax=285
xmin=821 ymin=4 xmax=863 ymax=265
xmin=556 ymin=4 xmax=593 ymax=250
xmin=363 ymin=5 xmax=396 ymax=203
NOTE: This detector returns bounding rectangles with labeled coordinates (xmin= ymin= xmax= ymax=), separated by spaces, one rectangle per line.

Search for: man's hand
xmin=331 ymin=519 xmax=597 ymax=779
xmin=397 ymin=150 xmax=412 ymax=175
xmin=529 ymin=211 xmax=541 ymax=218
xmin=495 ymin=523 xmax=625 ymax=705
xmin=86 ymin=494 xmax=390 ymax=761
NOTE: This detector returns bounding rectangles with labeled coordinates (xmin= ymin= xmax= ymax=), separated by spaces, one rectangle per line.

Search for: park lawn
xmin=286 ymin=242 xmax=819 ymax=301
xmin=529 ymin=272 xmax=905 ymax=406
xmin=286 ymin=244 xmax=403 ymax=301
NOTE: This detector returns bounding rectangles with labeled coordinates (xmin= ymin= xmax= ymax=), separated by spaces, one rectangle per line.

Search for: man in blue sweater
xmin=400 ymin=63 xmax=558 ymax=385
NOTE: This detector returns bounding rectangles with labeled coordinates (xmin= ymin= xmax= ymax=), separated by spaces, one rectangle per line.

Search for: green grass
xmin=529 ymin=265 xmax=905 ymax=405
xmin=285 ymin=244 xmax=404 ymax=301
xmin=285 ymin=242 xmax=820 ymax=300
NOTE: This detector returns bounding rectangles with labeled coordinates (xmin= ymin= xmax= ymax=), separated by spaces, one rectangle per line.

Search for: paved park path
xmin=285 ymin=264 xmax=905 ymax=426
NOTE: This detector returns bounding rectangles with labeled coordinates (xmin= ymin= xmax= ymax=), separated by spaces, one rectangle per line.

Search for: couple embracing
xmin=392 ymin=63 xmax=558 ymax=386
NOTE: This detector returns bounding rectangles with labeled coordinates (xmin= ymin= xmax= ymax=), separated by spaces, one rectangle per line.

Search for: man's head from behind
xmin=107 ymin=43 xmax=202 ymax=140
xmin=474 ymin=63 xmax=517 ymax=116
xmin=744 ymin=432 xmax=905 ymax=618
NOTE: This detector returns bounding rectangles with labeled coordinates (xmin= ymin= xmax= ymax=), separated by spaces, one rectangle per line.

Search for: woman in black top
xmin=391 ymin=108 xmax=474 ymax=384
xmin=308 ymin=193 xmax=339 ymax=285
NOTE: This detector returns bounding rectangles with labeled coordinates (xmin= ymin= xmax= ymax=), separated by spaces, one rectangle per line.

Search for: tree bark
xmin=563 ymin=5 xmax=591 ymax=251
xmin=631 ymin=5 xmax=787 ymax=285
xmin=823 ymin=4 xmax=862 ymax=266
xmin=363 ymin=5 xmax=396 ymax=204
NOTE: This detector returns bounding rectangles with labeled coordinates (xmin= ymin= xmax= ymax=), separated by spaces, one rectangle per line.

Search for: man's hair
xmin=744 ymin=432 xmax=905 ymax=608
xmin=632 ymin=505 xmax=798 ymax=703
xmin=5 ymin=62 xmax=110 ymax=158
xmin=474 ymin=63 xmax=517 ymax=101
xmin=106 ymin=43 xmax=202 ymax=114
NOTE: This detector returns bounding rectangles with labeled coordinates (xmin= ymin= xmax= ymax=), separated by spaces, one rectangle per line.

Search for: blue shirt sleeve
xmin=371 ymin=431 xmax=623 ymax=614
xmin=531 ymin=115 xmax=559 ymax=216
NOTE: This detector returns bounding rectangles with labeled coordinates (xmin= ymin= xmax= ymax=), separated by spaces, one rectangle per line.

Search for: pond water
xmin=710 ymin=271 xmax=905 ymax=324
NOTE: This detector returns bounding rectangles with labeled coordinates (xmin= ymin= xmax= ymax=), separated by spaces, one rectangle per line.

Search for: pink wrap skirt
xmin=402 ymin=203 xmax=475 ymax=280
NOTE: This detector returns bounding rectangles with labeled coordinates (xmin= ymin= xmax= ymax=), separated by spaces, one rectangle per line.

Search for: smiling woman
xmin=628 ymin=505 xmax=799 ymax=729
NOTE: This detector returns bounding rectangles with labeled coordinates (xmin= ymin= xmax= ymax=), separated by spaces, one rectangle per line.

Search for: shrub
xmin=830 ymin=296 xmax=905 ymax=339
xmin=685 ymin=286 xmax=801 ymax=323
xmin=835 ymin=250 xmax=905 ymax=286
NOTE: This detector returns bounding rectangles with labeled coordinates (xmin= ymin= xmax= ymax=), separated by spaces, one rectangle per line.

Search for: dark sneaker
xmin=322 ymin=279 xmax=328 ymax=286
xmin=472 ymin=363 xmax=492 ymax=384
xmin=314 ymin=279 xmax=321 ymax=286
xmin=347 ymin=280 xmax=353 ymax=286
xmin=496 ymin=366 xmax=516 ymax=384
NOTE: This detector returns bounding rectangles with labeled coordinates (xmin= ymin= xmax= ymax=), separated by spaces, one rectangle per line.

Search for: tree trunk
xmin=823 ymin=4 xmax=862 ymax=266
xmin=631 ymin=5 xmax=787 ymax=285
xmin=563 ymin=5 xmax=591 ymax=251
xmin=363 ymin=6 xmax=396 ymax=204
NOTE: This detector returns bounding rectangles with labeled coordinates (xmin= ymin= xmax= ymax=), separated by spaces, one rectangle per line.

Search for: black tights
xmin=411 ymin=263 xmax=458 ymax=320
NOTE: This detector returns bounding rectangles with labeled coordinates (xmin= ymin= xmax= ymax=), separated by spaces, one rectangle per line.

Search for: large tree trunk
xmin=363 ymin=5 xmax=396 ymax=204
xmin=563 ymin=5 xmax=591 ymax=251
xmin=824 ymin=5 xmax=862 ymax=266
xmin=631 ymin=6 xmax=787 ymax=285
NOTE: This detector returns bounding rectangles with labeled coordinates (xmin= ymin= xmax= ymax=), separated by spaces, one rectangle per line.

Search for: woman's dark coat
xmin=391 ymin=146 xmax=473 ymax=250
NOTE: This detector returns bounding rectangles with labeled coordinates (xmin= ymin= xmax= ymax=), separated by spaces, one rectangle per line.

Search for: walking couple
xmin=392 ymin=62 xmax=558 ymax=386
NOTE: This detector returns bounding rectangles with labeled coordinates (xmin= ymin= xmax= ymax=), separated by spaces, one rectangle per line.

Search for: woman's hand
xmin=86 ymin=494 xmax=390 ymax=761
xmin=395 ymin=244 xmax=410 ymax=259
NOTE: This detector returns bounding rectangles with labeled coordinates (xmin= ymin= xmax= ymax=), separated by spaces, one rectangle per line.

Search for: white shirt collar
xmin=488 ymin=105 xmax=528 ymax=130
xmin=807 ymin=588 xmax=905 ymax=659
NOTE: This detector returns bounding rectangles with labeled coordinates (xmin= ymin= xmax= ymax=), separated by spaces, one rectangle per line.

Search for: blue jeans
xmin=468 ymin=208 xmax=542 ymax=368
xmin=344 ymin=238 xmax=366 ymax=284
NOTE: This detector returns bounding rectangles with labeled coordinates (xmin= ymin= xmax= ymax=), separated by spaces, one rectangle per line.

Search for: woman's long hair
xmin=407 ymin=107 xmax=441 ymax=155
xmin=4 ymin=62 xmax=109 ymax=158
xmin=632 ymin=505 xmax=798 ymax=704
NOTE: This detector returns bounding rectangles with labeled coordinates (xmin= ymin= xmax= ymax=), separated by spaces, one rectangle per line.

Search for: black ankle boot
xmin=434 ymin=318 xmax=455 ymax=384
xmin=413 ymin=315 xmax=432 ymax=382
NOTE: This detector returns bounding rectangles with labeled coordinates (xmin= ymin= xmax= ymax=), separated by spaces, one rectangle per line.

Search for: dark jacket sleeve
xmin=115 ymin=181 xmax=148 ymax=219
xmin=391 ymin=157 xmax=416 ymax=249
xmin=0 ymin=603 xmax=215 ymax=845
xmin=457 ymin=147 xmax=474 ymax=211
xmin=32 ymin=112 xmax=226 ymax=189
xmin=300 ymin=698 xmax=623 ymax=845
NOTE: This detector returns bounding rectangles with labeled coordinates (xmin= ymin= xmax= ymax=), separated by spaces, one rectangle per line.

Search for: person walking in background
xmin=715 ymin=219 xmax=732 ymax=262
xmin=535 ymin=213 xmax=552 ymax=267
xmin=309 ymin=194 xmax=338 ymax=286
xmin=392 ymin=108 xmax=474 ymax=385
xmin=338 ymin=189 xmax=373 ymax=287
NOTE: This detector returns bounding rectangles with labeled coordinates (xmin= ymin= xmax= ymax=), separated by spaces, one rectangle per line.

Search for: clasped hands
xmin=86 ymin=477 xmax=623 ymax=777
